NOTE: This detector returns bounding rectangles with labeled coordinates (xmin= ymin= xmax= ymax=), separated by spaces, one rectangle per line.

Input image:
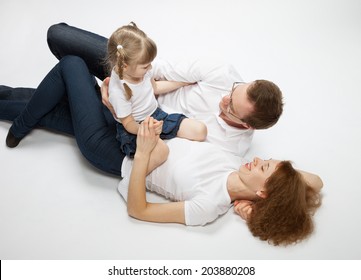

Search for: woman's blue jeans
xmin=47 ymin=22 xmax=109 ymax=80
xmin=1 ymin=56 xmax=124 ymax=176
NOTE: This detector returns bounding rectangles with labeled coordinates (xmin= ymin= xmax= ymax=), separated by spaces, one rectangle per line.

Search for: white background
xmin=1 ymin=0 xmax=360 ymax=259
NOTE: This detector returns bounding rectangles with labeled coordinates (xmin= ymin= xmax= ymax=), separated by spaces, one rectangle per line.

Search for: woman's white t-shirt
xmin=118 ymin=138 xmax=245 ymax=226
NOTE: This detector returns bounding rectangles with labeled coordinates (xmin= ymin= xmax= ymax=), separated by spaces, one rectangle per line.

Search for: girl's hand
xmin=136 ymin=116 xmax=159 ymax=156
xmin=233 ymin=200 xmax=253 ymax=221
xmin=152 ymin=119 xmax=163 ymax=135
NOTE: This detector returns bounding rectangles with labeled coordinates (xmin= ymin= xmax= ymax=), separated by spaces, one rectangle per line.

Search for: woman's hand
xmin=101 ymin=77 xmax=116 ymax=116
xmin=233 ymin=200 xmax=253 ymax=221
xmin=136 ymin=116 xmax=159 ymax=157
xmin=127 ymin=116 xmax=186 ymax=225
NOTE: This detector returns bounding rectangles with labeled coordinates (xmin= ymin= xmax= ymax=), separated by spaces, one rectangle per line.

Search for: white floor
xmin=1 ymin=0 xmax=361 ymax=260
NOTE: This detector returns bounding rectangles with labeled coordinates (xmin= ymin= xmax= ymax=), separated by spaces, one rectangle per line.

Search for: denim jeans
xmin=47 ymin=22 xmax=109 ymax=80
xmin=0 ymin=85 xmax=75 ymax=135
xmin=1 ymin=56 xmax=124 ymax=176
xmin=116 ymin=107 xmax=187 ymax=158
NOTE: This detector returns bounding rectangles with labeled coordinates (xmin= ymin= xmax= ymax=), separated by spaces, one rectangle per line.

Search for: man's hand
xmin=233 ymin=200 xmax=253 ymax=221
xmin=180 ymin=81 xmax=197 ymax=86
xmin=101 ymin=77 xmax=116 ymax=117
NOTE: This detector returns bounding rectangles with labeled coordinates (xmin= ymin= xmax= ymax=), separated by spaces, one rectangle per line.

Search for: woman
xmin=1 ymin=55 xmax=322 ymax=246
xmin=129 ymin=117 xmax=322 ymax=246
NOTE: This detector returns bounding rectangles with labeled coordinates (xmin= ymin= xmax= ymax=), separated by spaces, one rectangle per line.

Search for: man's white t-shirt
xmin=152 ymin=58 xmax=254 ymax=156
xmin=118 ymin=138 xmax=245 ymax=226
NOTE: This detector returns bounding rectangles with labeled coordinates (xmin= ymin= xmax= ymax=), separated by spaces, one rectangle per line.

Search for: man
xmin=47 ymin=23 xmax=283 ymax=156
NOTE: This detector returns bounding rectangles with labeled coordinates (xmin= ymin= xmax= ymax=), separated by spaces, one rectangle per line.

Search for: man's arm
xmin=151 ymin=78 xmax=195 ymax=95
xmin=152 ymin=57 xmax=242 ymax=88
xmin=298 ymin=170 xmax=323 ymax=192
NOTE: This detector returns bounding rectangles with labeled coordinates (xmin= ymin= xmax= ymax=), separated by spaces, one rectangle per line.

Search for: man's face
xmin=219 ymin=82 xmax=254 ymax=128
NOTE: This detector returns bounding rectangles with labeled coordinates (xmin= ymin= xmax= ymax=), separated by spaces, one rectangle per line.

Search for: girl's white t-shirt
xmin=108 ymin=69 xmax=158 ymax=121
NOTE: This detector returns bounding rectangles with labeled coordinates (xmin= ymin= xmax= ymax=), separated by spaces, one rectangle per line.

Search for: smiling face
xmin=237 ymin=157 xmax=281 ymax=193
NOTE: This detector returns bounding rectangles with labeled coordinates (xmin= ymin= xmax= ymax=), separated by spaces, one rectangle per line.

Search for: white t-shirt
xmin=152 ymin=58 xmax=254 ymax=156
xmin=108 ymin=69 xmax=158 ymax=121
xmin=118 ymin=138 xmax=245 ymax=226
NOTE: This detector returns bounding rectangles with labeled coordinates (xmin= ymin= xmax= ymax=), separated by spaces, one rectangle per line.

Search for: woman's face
xmin=238 ymin=157 xmax=281 ymax=192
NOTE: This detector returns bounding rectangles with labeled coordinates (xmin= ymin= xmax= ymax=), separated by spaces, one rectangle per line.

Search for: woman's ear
xmin=256 ymin=190 xmax=267 ymax=199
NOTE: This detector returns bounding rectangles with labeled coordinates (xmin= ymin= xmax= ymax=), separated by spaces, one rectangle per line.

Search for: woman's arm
xmin=127 ymin=117 xmax=186 ymax=224
xmin=233 ymin=200 xmax=253 ymax=221
xmin=298 ymin=170 xmax=323 ymax=192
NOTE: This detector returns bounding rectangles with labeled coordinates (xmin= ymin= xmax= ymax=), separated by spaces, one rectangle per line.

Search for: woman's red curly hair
xmin=247 ymin=161 xmax=321 ymax=246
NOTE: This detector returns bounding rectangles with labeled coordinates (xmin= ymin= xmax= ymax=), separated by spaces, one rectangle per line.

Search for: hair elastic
xmin=117 ymin=44 xmax=123 ymax=50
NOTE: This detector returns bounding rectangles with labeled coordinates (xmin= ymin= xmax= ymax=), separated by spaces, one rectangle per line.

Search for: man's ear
xmin=256 ymin=190 xmax=267 ymax=199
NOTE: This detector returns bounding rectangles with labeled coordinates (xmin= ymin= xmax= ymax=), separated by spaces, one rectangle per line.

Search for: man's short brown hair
xmin=243 ymin=80 xmax=284 ymax=129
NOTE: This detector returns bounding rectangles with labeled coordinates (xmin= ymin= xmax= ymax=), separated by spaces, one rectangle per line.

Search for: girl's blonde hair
xmin=106 ymin=22 xmax=157 ymax=99
xmin=247 ymin=161 xmax=322 ymax=246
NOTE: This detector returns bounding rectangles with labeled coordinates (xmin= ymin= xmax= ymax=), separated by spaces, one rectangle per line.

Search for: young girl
xmin=107 ymin=22 xmax=207 ymax=170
